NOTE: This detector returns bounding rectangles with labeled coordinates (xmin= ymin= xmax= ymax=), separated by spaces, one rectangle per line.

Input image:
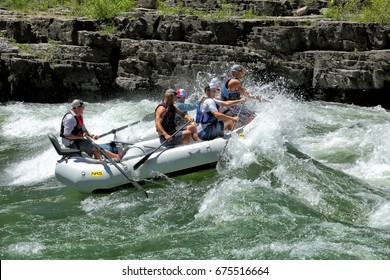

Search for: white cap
xmin=71 ymin=99 xmax=86 ymax=109
xmin=208 ymin=82 xmax=219 ymax=90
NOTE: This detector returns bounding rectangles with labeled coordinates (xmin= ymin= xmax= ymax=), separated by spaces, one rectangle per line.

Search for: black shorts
xmin=70 ymin=139 xmax=94 ymax=157
xmin=159 ymin=131 xmax=184 ymax=147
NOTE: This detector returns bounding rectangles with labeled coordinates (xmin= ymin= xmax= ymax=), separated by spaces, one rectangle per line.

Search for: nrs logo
xmin=90 ymin=171 xmax=104 ymax=176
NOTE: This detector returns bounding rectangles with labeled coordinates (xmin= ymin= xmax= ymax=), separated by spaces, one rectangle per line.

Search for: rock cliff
xmin=0 ymin=2 xmax=389 ymax=107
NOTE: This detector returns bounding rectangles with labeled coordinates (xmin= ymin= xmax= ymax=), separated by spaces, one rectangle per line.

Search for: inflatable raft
xmin=49 ymin=127 xmax=244 ymax=193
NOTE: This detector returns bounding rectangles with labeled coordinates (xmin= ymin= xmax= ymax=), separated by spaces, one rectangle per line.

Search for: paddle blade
xmin=133 ymin=153 xmax=151 ymax=170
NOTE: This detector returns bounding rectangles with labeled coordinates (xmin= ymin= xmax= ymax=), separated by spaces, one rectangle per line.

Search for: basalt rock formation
xmin=0 ymin=1 xmax=389 ymax=107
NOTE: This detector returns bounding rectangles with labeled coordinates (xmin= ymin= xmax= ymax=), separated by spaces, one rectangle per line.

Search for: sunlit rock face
xmin=0 ymin=5 xmax=389 ymax=107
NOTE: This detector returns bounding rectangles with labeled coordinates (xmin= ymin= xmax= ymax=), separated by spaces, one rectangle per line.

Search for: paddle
xmin=86 ymin=137 xmax=148 ymax=198
xmin=133 ymin=120 xmax=191 ymax=170
xmin=219 ymin=103 xmax=244 ymax=162
xmin=98 ymin=112 xmax=155 ymax=138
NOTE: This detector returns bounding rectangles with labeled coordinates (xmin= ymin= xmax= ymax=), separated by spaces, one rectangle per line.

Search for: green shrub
xmin=359 ymin=0 xmax=390 ymax=24
xmin=242 ymin=7 xmax=255 ymax=19
xmin=156 ymin=0 xmax=205 ymax=17
xmin=73 ymin=0 xmax=136 ymax=20
xmin=1 ymin=0 xmax=73 ymax=12
xmin=325 ymin=0 xmax=390 ymax=24
xmin=1 ymin=0 xmax=136 ymax=20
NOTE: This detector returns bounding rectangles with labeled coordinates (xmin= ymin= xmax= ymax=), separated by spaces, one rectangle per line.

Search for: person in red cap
xmin=174 ymin=88 xmax=205 ymax=126
xmin=60 ymin=99 xmax=120 ymax=161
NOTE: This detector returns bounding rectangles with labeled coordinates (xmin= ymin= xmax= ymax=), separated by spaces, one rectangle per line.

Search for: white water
xmin=1 ymin=84 xmax=390 ymax=234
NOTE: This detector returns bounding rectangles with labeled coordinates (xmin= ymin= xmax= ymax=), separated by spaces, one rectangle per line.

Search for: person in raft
xmin=221 ymin=64 xmax=265 ymax=126
xmin=174 ymin=88 xmax=205 ymax=126
xmin=60 ymin=99 xmax=120 ymax=160
xmin=195 ymin=82 xmax=246 ymax=141
xmin=155 ymin=89 xmax=199 ymax=146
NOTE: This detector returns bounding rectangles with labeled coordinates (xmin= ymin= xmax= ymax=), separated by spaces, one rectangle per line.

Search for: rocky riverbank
xmin=0 ymin=2 xmax=389 ymax=107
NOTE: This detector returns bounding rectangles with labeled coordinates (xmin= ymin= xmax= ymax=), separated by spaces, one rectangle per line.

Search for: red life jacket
xmin=60 ymin=112 xmax=84 ymax=137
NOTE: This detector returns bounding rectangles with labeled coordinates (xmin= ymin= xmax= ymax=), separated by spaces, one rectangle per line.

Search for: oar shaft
xmin=98 ymin=112 xmax=155 ymax=138
xmin=86 ymin=137 xmax=148 ymax=198
xmin=133 ymin=120 xmax=191 ymax=170
xmin=219 ymin=103 xmax=244 ymax=160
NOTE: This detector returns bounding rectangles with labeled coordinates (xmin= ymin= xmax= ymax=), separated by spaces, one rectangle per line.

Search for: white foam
xmin=7 ymin=241 xmax=46 ymax=256
xmin=4 ymin=148 xmax=58 ymax=186
xmin=368 ymin=201 xmax=390 ymax=229
xmin=195 ymin=177 xmax=266 ymax=223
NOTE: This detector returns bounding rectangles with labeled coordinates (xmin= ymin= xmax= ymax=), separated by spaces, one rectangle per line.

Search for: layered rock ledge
xmin=0 ymin=6 xmax=389 ymax=107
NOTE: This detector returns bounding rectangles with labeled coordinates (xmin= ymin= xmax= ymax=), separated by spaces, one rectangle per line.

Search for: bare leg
xmin=92 ymin=147 xmax=120 ymax=160
xmin=187 ymin=124 xmax=199 ymax=141
xmin=223 ymin=120 xmax=234 ymax=131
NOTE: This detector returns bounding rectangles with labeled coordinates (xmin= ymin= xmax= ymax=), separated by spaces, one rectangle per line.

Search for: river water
xmin=1 ymin=82 xmax=389 ymax=260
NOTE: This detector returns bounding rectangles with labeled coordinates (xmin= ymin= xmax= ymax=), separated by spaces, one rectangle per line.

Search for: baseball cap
xmin=231 ymin=64 xmax=243 ymax=72
xmin=208 ymin=82 xmax=219 ymax=90
xmin=210 ymin=77 xmax=221 ymax=86
xmin=175 ymin=88 xmax=188 ymax=98
xmin=71 ymin=99 xmax=86 ymax=109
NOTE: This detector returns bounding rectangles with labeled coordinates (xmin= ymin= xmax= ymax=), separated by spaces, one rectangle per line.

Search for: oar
xmin=219 ymin=103 xmax=244 ymax=162
xmin=98 ymin=112 xmax=155 ymax=138
xmin=133 ymin=120 xmax=191 ymax=170
xmin=86 ymin=137 xmax=148 ymax=198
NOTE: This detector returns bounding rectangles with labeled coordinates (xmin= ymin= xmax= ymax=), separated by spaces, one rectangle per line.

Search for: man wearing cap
xmin=221 ymin=64 xmax=264 ymax=125
xmin=195 ymin=83 xmax=246 ymax=141
xmin=60 ymin=99 xmax=120 ymax=160
xmin=175 ymin=88 xmax=205 ymax=126
xmin=155 ymin=89 xmax=199 ymax=146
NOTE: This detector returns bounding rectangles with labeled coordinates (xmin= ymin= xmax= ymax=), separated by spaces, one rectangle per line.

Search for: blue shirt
xmin=176 ymin=101 xmax=198 ymax=113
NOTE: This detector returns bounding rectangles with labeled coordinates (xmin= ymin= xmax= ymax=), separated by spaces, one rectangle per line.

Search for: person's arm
xmin=83 ymin=129 xmax=99 ymax=140
xmin=174 ymin=105 xmax=194 ymax=123
xmin=212 ymin=110 xmax=239 ymax=123
xmin=230 ymin=79 xmax=265 ymax=102
xmin=176 ymin=102 xmax=198 ymax=112
xmin=207 ymin=99 xmax=239 ymax=122
xmin=220 ymin=98 xmax=246 ymax=107
xmin=244 ymin=90 xmax=266 ymax=102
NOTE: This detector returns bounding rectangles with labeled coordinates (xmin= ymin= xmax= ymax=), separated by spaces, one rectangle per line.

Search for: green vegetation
xmin=1 ymin=0 xmax=389 ymax=23
xmin=73 ymin=0 xmax=136 ymax=20
xmin=156 ymin=0 xmax=205 ymax=17
xmin=1 ymin=0 xmax=73 ymax=13
xmin=0 ymin=0 xmax=136 ymax=20
xmin=242 ymin=7 xmax=256 ymax=19
xmin=211 ymin=0 xmax=237 ymax=19
xmin=324 ymin=0 xmax=390 ymax=24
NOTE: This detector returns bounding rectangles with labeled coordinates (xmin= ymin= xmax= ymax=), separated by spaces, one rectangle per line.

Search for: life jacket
xmin=60 ymin=111 xmax=84 ymax=138
xmin=221 ymin=77 xmax=241 ymax=101
xmin=195 ymin=98 xmax=219 ymax=124
xmin=155 ymin=102 xmax=176 ymax=135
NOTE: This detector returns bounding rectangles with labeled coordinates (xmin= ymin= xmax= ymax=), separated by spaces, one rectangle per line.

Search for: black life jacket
xmin=60 ymin=112 xmax=84 ymax=138
xmin=155 ymin=102 xmax=176 ymax=135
